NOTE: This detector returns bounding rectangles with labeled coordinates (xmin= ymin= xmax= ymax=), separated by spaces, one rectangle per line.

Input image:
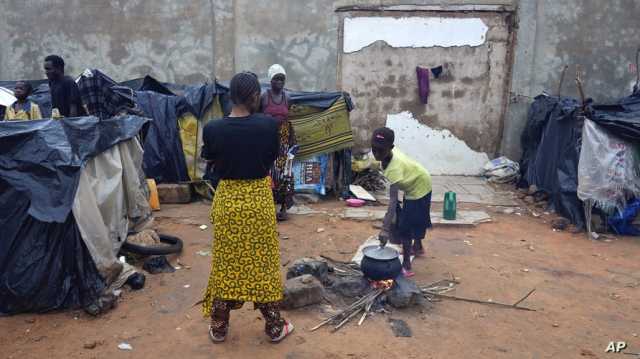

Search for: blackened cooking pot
xmin=360 ymin=245 xmax=402 ymax=280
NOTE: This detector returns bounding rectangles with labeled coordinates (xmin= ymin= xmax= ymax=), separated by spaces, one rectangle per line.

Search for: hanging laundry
xmin=416 ymin=66 xmax=430 ymax=104
xmin=430 ymin=66 xmax=443 ymax=79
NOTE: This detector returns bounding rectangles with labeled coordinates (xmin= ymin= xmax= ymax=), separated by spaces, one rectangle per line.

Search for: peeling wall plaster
xmin=386 ymin=112 xmax=489 ymax=175
xmin=343 ymin=17 xmax=488 ymax=53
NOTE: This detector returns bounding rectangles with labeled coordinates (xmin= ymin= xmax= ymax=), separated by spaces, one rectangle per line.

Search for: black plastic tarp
xmin=0 ymin=116 xmax=149 ymax=223
xmin=0 ymin=115 xmax=148 ymax=314
xmin=0 ymin=179 xmax=106 ymax=314
xmin=96 ymin=75 xmax=199 ymax=182
xmin=120 ymin=75 xmax=186 ymax=97
xmin=591 ymin=92 xmax=640 ymax=142
xmin=520 ymin=95 xmax=585 ymax=228
xmin=121 ymin=76 xmax=227 ymax=118
xmin=289 ymin=90 xmax=354 ymax=112
xmin=183 ymin=83 xmax=231 ymax=119
xmin=518 ymin=94 xmax=558 ymax=186
xmin=118 ymin=76 xmax=199 ymax=182
xmin=3 ymin=73 xmax=355 ymax=119
xmin=3 ymin=72 xmax=354 ymax=185
xmin=135 ymin=91 xmax=191 ymax=183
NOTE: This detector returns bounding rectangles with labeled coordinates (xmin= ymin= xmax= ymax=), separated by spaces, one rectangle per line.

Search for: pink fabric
xmin=416 ymin=66 xmax=430 ymax=105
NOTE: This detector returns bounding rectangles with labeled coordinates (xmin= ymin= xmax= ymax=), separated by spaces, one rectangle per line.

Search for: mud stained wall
xmin=0 ymin=1 xmax=215 ymax=84
xmin=0 ymin=0 xmax=338 ymax=92
xmin=339 ymin=11 xmax=512 ymax=174
xmin=2 ymin=0 xmax=637 ymax=162
xmin=501 ymin=0 xmax=640 ymax=160
xmin=233 ymin=0 xmax=338 ymax=90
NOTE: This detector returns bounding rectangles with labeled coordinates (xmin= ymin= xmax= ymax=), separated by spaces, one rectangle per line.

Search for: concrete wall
xmin=0 ymin=1 xmax=215 ymax=84
xmin=0 ymin=0 xmax=338 ymax=91
xmin=338 ymin=11 xmax=513 ymax=174
xmin=233 ymin=0 xmax=339 ymax=90
xmin=1 ymin=0 xmax=639 ymax=162
xmin=502 ymin=0 xmax=640 ymax=159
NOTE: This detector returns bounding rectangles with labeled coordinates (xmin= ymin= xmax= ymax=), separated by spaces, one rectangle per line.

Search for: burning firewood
xmin=310 ymin=279 xmax=394 ymax=332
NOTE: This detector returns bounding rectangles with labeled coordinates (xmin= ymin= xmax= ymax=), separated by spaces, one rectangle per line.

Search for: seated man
xmin=44 ymin=54 xmax=85 ymax=118
xmin=4 ymin=81 xmax=42 ymax=121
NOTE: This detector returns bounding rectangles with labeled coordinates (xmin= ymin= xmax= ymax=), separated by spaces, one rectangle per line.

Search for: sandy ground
xmin=1 ymin=199 xmax=639 ymax=359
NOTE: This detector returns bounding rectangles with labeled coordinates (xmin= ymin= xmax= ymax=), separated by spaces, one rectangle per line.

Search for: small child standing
xmin=4 ymin=81 xmax=42 ymax=121
xmin=371 ymin=127 xmax=432 ymax=277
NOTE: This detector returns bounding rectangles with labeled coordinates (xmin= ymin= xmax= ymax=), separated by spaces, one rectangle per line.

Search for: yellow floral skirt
xmin=202 ymin=177 xmax=283 ymax=316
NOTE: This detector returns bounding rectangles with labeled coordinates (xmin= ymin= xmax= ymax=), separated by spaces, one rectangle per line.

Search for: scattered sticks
xmin=513 ymin=288 xmax=537 ymax=307
xmin=310 ymin=288 xmax=384 ymax=332
xmin=320 ymin=255 xmax=363 ymax=277
xmin=310 ymin=277 xmax=537 ymax=335
xmin=421 ymin=285 xmax=537 ymax=312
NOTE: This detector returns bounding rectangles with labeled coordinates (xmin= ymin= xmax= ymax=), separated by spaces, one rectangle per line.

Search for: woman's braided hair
xmin=229 ymin=71 xmax=261 ymax=108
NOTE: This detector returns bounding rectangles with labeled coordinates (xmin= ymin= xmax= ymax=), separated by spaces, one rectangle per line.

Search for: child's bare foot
xmin=401 ymin=268 xmax=415 ymax=278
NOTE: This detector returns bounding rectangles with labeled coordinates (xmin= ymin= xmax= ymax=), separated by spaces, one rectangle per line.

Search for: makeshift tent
xmin=519 ymin=90 xmax=640 ymax=231
xmin=126 ymin=76 xmax=355 ymax=195
xmin=173 ymin=83 xmax=226 ymax=185
xmin=519 ymin=94 xmax=585 ymax=228
xmin=591 ymin=92 xmax=640 ymax=142
xmin=119 ymin=77 xmax=226 ymax=189
xmin=2 ymin=72 xmax=355 ymax=196
xmin=0 ymin=116 xmax=151 ymax=314
xmin=577 ymin=119 xmax=640 ymax=215
xmin=135 ymin=91 xmax=192 ymax=183
xmin=578 ymin=92 xmax=640 ymax=234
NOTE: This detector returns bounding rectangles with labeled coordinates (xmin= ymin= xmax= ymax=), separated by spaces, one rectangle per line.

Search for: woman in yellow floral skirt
xmin=201 ymin=72 xmax=294 ymax=343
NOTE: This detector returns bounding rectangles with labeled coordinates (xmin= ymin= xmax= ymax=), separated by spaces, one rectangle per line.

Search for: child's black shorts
xmin=396 ymin=192 xmax=432 ymax=240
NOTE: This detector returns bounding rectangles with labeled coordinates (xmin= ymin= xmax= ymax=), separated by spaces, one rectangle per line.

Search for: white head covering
xmin=268 ymin=64 xmax=286 ymax=80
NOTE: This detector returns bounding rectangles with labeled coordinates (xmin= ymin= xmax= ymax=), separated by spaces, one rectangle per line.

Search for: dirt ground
xmin=1 ymin=199 xmax=639 ymax=359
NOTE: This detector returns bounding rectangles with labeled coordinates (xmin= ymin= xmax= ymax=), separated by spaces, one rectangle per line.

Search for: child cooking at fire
xmin=371 ymin=127 xmax=432 ymax=278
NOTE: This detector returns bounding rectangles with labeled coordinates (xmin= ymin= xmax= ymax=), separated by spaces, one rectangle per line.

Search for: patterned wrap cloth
xmin=202 ymin=177 xmax=283 ymax=317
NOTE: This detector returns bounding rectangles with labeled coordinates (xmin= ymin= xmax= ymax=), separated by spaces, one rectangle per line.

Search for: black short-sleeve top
xmin=201 ymin=114 xmax=280 ymax=180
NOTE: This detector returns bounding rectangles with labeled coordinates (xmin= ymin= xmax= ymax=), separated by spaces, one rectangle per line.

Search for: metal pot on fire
xmin=360 ymin=245 xmax=402 ymax=281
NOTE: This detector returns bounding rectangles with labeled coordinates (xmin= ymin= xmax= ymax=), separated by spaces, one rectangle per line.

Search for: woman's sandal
xmin=270 ymin=322 xmax=295 ymax=343
xmin=209 ymin=325 xmax=227 ymax=343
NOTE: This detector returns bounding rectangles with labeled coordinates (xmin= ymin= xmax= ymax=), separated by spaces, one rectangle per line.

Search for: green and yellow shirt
xmin=383 ymin=149 xmax=432 ymax=200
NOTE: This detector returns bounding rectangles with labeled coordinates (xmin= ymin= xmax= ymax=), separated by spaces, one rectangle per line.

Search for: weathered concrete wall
xmin=212 ymin=0 xmax=235 ymax=82
xmin=502 ymin=0 xmax=640 ymax=159
xmin=0 ymin=0 xmax=215 ymax=83
xmin=233 ymin=0 xmax=339 ymax=90
xmin=2 ymin=0 xmax=639 ymax=162
xmin=0 ymin=0 xmax=338 ymax=91
xmin=339 ymin=11 xmax=512 ymax=174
